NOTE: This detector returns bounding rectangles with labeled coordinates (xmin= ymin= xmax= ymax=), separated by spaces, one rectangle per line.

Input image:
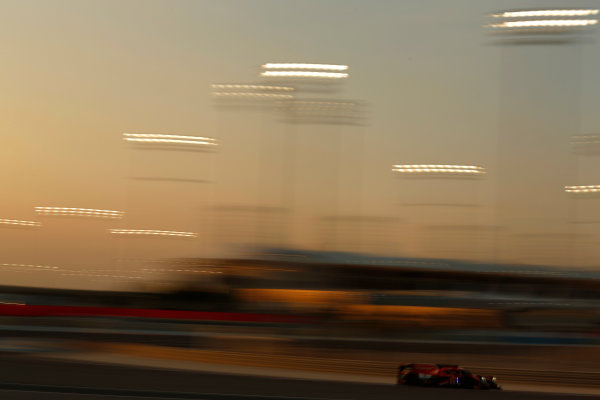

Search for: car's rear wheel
xmin=402 ymin=373 xmax=421 ymax=385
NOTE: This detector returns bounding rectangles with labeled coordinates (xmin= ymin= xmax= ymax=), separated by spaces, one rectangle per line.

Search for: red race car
xmin=397 ymin=363 xmax=501 ymax=390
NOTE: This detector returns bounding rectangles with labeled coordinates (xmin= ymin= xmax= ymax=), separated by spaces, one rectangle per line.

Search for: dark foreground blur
xmin=1 ymin=250 xmax=599 ymax=389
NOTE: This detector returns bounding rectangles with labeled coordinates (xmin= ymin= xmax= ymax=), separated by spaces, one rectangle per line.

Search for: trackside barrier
xmin=0 ymin=304 xmax=310 ymax=324
xmin=85 ymin=342 xmax=600 ymax=387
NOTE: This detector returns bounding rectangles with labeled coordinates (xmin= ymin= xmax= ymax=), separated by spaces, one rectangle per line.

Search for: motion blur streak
xmin=35 ymin=207 xmax=124 ymax=219
xmin=392 ymin=164 xmax=486 ymax=175
xmin=565 ymin=185 xmax=600 ymax=193
xmin=571 ymin=135 xmax=600 ymax=144
xmin=211 ymin=84 xmax=295 ymax=91
xmin=108 ymin=229 xmax=197 ymax=238
xmin=262 ymin=63 xmax=348 ymax=71
xmin=213 ymin=92 xmax=294 ymax=99
xmin=0 ymin=303 xmax=308 ymax=323
xmin=2 ymin=2 xmax=600 ymax=396
xmin=491 ymin=9 xmax=599 ymax=18
xmin=123 ymin=133 xmax=218 ymax=146
xmin=0 ymin=263 xmax=59 ymax=270
xmin=486 ymin=8 xmax=599 ymax=33
xmin=489 ymin=20 xmax=598 ymax=29
xmin=290 ymin=100 xmax=356 ymax=107
xmin=0 ymin=219 xmax=41 ymax=228
xmin=261 ymin=71 xmax=348 ymax=79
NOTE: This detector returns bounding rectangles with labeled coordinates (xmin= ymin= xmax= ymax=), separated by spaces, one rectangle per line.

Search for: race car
xmin=397 ymin=363 xmax=501 ymax=390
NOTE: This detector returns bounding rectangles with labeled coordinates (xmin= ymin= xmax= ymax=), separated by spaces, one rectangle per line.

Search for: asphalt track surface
xmin=0 ymin=353 xmax=597 ymax=400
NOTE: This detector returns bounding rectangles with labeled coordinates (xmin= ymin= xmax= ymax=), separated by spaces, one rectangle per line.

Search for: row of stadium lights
xmin=492 ymin=10 xmax=598 ymax=17
xmin=119 ymin=66 xmax=356 ymax=246
xmin=2 ymin=133 xmax=213 ymax=274
xmin=115 ymin=64 xmax=353 ymax=238
xmin=392 ymin=165 xmax=600 ymax=194
xmin=211 ymin=63 xmax=351 ymax=106
xmin=485 ymin=8 xmax=599 ymax=32
xmin=3 ymin=172 xmax=600 ymax=232
xmin=392 ymin=165 xmax=485 ymax=175
xmin=0 ymin=207 xmax=197 ymax=237
xmin=0 ymin=263 xmax=209 ymax=279
xmin=260 ymin=63 xmax=349 ymax=79
xmin=398 ymin=7 xmax=600 ymax=203
xmin=0 ymin=262 xmax=223 ymax=279
xmin=4 ymin=176 xmax=599 ymax=232
xmin=1 ymin=9 xmax=598 ymax=278
xmin=4 ymin=10 xmax=600 ymax=233
xmin=572 ymin=135 xmax=600 ymax=145
xmin=123 ymin=65 xmax=358 ymax=147
xmin=1 ymin=64 xmax=357 ymax=241
xmin=123 ymin=133 xmax=217 ymax=147
xmin=519 ymin=12 xmax=600 ymax=195
xmin=2 ymin=9 xmax=596 ymax=275
xmin=1 ymin=67 xmax=317 ymax=232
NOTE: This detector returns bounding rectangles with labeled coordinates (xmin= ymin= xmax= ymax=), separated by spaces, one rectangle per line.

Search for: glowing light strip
xmin=571 ymin=135 xmax=600 ymax=144
xmin=492 ymin=9 xmax=599 ymax=18
xmin=35 ymin=207 xmax=124 ymax=219
xmin=125 ymin=138 xmax=217 ymax=145
xmin=565 ymin=185 xmax=600 ymax=193
xmin=392 ymin=164 xmax=485 ymax=174
xmin=489 ymin=19 xmax=598 ymax=28
xmin=60 ymin=272 xmax=143 ymax=279
xmin=109 ymin=229 xmax=197 ymax=238
xmin=211 ymin=84 xmax=294 ymax=91
xmin=1 ymin=263 xmax=59 ymax=270
xmin=261 ymin=71 xmax=348 ymax=79
xmin=143 ymin=268 xmax=222 ymax=274
xmin=123 ymin=133 xmax=217 ymax=146
xmin=124 ymin=133 xmax=216 ymax=142
xmin=262 ymin=63 xmax=348 ymax=71
xmin=291 ymin=100 xmax=356 ymax=107
xmin=392 ymin=169 xmax=485 ymax=174
xmin=0 ymin=219 xmax=41 ymax=227
xmin=213 ymin=92 xmax=294 ymax=99
xmin=394 ymin=164 xmax=483 ymax=169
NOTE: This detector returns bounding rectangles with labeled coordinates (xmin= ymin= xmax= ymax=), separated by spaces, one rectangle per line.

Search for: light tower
xmin=392 ymin=163 xmax=490 ymax=260
xmin=120 ymin=131 xmax=217 ymax=275
xmin=484 ymin=7 xmax=599 ymax=266
xmin=260 ymin=62 xmax=369 ymax=251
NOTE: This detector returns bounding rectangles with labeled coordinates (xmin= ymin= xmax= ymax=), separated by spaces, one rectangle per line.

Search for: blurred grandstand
xmin=0 ymin=248 xmax=598 ymax=347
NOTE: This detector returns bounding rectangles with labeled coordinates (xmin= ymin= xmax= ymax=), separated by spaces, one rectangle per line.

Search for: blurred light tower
xmin=212 ymin=205 xmax=288 ymax=254
xmin=121 ymin=132 xmax=217 ymax=272
xmin=483 ymin=8 xmax=598 ymax=266
xmin=0 ymin=216 xmax=43 ymax=285
xmin=276 ymin=97 xmax=366 ymax=248
xmin=568 ymin=134 xmax=600 ymax=263
xmin=29 ymin=205 xmax=129 ymax=286
xmin=211 ymin=84 xmax=295 ymax=103
xmin=259 ymin=62 xmax=369 ymax=252
xmin=564 ymin=179 xmax=600 ymax=264
xmin=210 ymin=83 xmax=295 ymax=252
xmin=570 ymin=134 xmax=600 ymax=155
xmin=317 ymin=215 xmax=400 ymax=255
xmin=392 ymin=164 xmax=489 ymax=260
xmin=211 ymin=63 xmax=364 ymax=253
